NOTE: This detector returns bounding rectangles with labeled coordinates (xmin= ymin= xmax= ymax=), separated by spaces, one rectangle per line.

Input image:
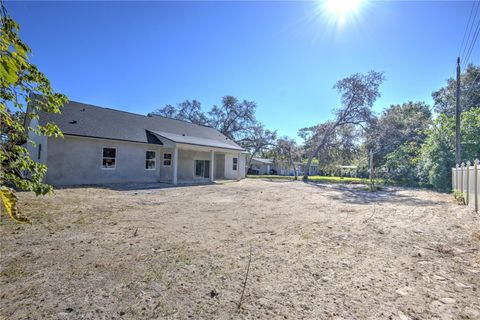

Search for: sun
xmin=322 ymin=0 xmax=365 ymax=26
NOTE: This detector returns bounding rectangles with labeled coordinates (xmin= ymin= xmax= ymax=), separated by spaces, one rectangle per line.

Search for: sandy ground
xmin=1 ymin=179 xmax=479 ymax=320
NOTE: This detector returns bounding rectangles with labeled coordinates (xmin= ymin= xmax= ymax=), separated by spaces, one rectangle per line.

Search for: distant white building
xmin=249 ymin=157 xmax=319 ymax=176
xmin=249 ymin=158 xmax=273 ymax=175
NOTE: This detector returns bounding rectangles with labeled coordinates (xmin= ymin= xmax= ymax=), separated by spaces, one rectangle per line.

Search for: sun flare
xmin=322 ymin=0 xmax=365 ymax=26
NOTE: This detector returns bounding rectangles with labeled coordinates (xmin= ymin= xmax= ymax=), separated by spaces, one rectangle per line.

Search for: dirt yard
xmin=1 ymin=179 xmax=479 ymax=320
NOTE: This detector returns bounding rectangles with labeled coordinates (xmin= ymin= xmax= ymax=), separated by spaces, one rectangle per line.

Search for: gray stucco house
xmin=249 ymin=158 xmax=319 ymax=176
xmin=27 ymin=99 xmax=247 ymax=186
xmin=249 ymin=158 xmax=273 ymax=175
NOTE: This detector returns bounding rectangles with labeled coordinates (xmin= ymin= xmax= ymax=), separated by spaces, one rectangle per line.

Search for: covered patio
xmin=148 ymin=130 xmax=246 ymax=185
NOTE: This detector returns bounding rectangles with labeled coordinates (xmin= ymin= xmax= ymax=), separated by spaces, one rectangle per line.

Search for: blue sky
xmin=6 ymin=1 xmax=475 ymax=139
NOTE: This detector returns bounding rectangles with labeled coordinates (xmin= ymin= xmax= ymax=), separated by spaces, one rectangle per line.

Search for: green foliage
xmin=384 ymin=141 xmax=422 ymax=185
xmin=453 ymin=190 xmax=465 ymax=205
xmin=358 ymin=101 xmax=432 ymax=186
xmin=432 ymin=64 xmax=480 ymax=116
xmin=273 ymin=137 xmax=300 ymax=179
xmin=368 ymin=101 xmax=431 ymax=163
xmin=418 ymin=108 xmax=480 ymax=191
xmin=302 ymin=71 xmax=384 ymax=180
xmin=0 ymin=2 xmax=67 ymax=196
xmin=247 ymin=174 xmax=374 ymax=184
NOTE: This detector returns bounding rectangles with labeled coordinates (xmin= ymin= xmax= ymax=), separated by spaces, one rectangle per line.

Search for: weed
xmin=453 ymin=190 xmax=465 ymax=205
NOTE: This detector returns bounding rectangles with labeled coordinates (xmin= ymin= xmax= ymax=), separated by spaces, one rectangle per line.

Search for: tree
xmin=149 ymin=99 xmax=208 ymax=125
xmin=365 ymin=101 xmax=432 ymax=184
xmin=320 ymin=124 xmax=360 ymax=172
xmin=418 ymin=108 xmax=480 ymax=190
xmin=149 ymin=95 xmax=259 ymax=143
xmin=239 ymin=123 xmax=277 ymax=167
xmin=302 ymin=71 xmax=384 ymax=180
xmin=208 ymin=96 xmax=257 ymax=141
xmin=0 ymin=2 xmax=67 ymax=222
xmin=275 ymin=137 xmax=301 ymax=180
xmin=150 ymin=104 xmax=176 ymax=118
xmin=299 ymin=123 xmax=361 ymax=175
xmin=432 ymin=64 xmax=480 ymax=116
xmin=383 ymin=141 xmax=423 ymax=185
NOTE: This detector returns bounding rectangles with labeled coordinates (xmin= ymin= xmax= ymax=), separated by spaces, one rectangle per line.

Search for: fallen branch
xmin=237 ymin=245 xmax=253 ymax=310
xmin=363 ymin=204 xmax=377 ymax=223
xmin=151 ymin=247 xmax=174 ymax=253
xmin=253 ymin=230 xmax=275 ymax=235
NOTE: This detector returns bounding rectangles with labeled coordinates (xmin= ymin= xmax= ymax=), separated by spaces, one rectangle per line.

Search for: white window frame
xmin=145 ymin=150 xmax=156 ymax=170
xmin=232 ymin=157 xmax=238 ymax=171
xmin=163 ymin=153 xmax=172 ymax=167
xmin=102 ymin=147 xmax=117 ymax=170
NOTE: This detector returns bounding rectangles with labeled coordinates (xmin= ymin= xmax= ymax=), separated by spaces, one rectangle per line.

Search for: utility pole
xmin=455 ymin=57 xmax=461 ymax=165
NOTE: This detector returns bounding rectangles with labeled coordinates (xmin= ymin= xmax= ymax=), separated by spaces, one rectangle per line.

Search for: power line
xmin=459 ymin=0 xmax=478 ymax=58
xmin=460 ymin=0 xmax=480 ymax=63
xmin=462 ymin=18 xmax=480 ymax=69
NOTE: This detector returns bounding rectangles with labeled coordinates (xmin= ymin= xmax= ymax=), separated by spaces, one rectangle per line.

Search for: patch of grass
xmin=247 ymin=175 xmax=297 ymax=181
xmin=453 ymin=190 xmax=466 ymax=205
xmin=247 ymin=175 xmax=377 ymax=185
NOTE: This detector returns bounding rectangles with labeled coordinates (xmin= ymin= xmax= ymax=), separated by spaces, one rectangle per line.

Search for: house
xmin=26 ymin=99 xmax=247 ymax=186
xmin=297 ymin=162 xmax=319 ymax=176
xmin=338 ymin=165 xmax=358 ymax=177
xmin=251 ymin=159 xmax=319 ymax=176
xmin=248 ymin=158 xmax=273 ymax=175
xmin=272 ymin=161 xmax=319 ymax=176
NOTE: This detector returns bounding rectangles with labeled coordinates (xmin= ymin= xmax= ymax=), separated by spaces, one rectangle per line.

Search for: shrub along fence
xmin=452 ymin=159 xmax=479 ymax=213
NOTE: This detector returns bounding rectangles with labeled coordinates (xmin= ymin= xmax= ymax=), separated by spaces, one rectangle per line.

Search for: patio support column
xmin=173 ymin=144 xmax=178 ymax=185
xmin=210 ymin=150 xmax=215 ymax=182
xmin=237 ymin=152 xmax=241 ymax=180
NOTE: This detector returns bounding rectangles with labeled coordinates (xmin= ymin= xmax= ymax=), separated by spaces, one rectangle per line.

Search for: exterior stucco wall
xmin=240 ymin=153 xmax=247 ymax=178
xmin=26 ymin=119 xmax=48 ymax=165
xmin=274 ymin=162 xmax=295 ymax=176
xmin=177 ymin=149 xmax=211 ymax=182
xmin=41 ymin=135 xmax=245 ymax=186
xmin=224 ymin=153 xmax=246 ymax=180
xmin=159 ymin=148 xmax=174 ymax=182
xmin=46 ymin=135 xmax=162 ymax=186
xmin=250 ymin=160 xmax=271 ymax=175
xmin=214 ymin=154 xmax=225 ymax=179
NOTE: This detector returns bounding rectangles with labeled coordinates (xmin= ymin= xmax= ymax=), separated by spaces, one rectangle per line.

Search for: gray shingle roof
xmin=252 ymin=157 xmax=273 ymax=164
xmin=37 ymin=99 xmax=244 ymax=151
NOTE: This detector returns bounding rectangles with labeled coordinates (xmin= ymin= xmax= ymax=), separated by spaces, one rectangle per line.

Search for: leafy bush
xmin=453 ymin=190 xmax=465 ymax=205
xmin=418 ymin=108 xmax=480 ymax=191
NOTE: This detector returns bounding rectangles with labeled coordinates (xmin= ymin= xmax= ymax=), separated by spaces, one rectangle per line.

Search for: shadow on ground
xmin=50 ymin=181 xmax=232 ymax=192
xmin=307 ymin=181 xmax=441 ymax=207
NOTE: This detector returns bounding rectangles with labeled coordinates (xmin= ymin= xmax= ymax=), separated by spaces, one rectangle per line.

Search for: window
xmin=102 ymin=147 xmax=116 ymax=169
xmin=232 ymin=157 xmax=238 ymax=171
xmin=163 ymin=153 xmax=172 ymax=167
xmin=38 ymin=144 xmax=42 ymax=160
xmin=195 ymin=160 xmax=210 ymax=178
xmin=145 ymin=151 xmax=156 ymax=170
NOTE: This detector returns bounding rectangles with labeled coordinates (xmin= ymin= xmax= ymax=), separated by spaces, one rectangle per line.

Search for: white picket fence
xmin=452 ymin=159 xmax=479 ymax=213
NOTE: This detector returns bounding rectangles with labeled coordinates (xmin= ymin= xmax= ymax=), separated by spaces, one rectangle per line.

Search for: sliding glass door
xmin=195 ymin=160 xmax=210 ymax=178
